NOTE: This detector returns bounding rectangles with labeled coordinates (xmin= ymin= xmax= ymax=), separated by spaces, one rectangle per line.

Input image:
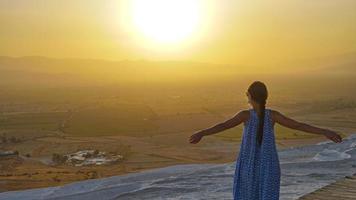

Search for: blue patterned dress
xmin=233 ymin=108 xmax=281 ymax=200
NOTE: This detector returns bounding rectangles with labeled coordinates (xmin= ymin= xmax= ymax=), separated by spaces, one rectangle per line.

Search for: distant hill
xmin=285 ymin=52 xmax=356 ymax=75
xmin=0 ymin=56 xmax=250 ymax=87
xmin=0 ymin=55 xmax=355 ymax=88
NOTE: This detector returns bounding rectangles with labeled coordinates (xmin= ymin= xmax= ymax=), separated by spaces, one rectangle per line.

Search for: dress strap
xmin=249 ymin=108 xmax=256 ymax=118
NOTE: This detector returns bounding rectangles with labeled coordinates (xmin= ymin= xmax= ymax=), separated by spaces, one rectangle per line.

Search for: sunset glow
xmin=0 ymin=0 xmax=355 ymax=67
xmin=0 ymin=1 xmax=355 ymax=197
xmin=130 ymin=0 xmax=202 ymax=45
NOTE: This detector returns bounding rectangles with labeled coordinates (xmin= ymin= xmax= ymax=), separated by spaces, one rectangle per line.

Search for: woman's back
xmin=233 ymin=108 xmax=280 ymax=200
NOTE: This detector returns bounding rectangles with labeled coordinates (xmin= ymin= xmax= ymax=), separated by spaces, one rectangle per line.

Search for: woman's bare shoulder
xmin=268 ymin=108 xmax=282 ymax=122
xmin=241 ymin=109 xmax=250 ymax=115
xmin=237 ymin=109 xmax=250 ymax=122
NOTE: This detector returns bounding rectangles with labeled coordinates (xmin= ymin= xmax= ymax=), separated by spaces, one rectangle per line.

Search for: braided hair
xmin=248 ymin=81 xmax=268 ymax=147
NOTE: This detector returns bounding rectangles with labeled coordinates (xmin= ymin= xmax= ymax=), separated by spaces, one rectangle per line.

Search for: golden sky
xmin=0 ymin=0 xmax=355 ymax=67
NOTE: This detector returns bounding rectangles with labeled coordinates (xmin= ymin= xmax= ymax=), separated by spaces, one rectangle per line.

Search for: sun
xmin=130 ymin=0 xmax=201 ymax=45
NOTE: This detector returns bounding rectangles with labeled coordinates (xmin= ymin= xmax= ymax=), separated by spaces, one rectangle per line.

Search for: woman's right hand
xmin=189 ymin=131 xmax=204 ymax=144
xmin=324 ymin=130 xmax=343 ymax=143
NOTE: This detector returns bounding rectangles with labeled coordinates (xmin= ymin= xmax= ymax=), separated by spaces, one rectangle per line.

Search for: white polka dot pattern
xmin=233 ymin=108 xmax=281 ymax=200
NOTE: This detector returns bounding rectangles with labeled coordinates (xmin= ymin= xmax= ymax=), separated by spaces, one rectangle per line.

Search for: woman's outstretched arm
xmin=271 ymin=110 xmax=343 ymax=143
xmin=189 ymin=110 xmax=249 ymax=144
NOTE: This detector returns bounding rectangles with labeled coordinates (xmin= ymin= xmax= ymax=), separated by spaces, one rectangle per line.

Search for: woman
xmin=189 ymin=81 xmax=343 ymax=200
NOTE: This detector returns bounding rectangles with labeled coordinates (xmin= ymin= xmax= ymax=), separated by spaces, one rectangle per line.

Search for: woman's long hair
xmin=248 ymin=81 xmax=268 ymax=147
